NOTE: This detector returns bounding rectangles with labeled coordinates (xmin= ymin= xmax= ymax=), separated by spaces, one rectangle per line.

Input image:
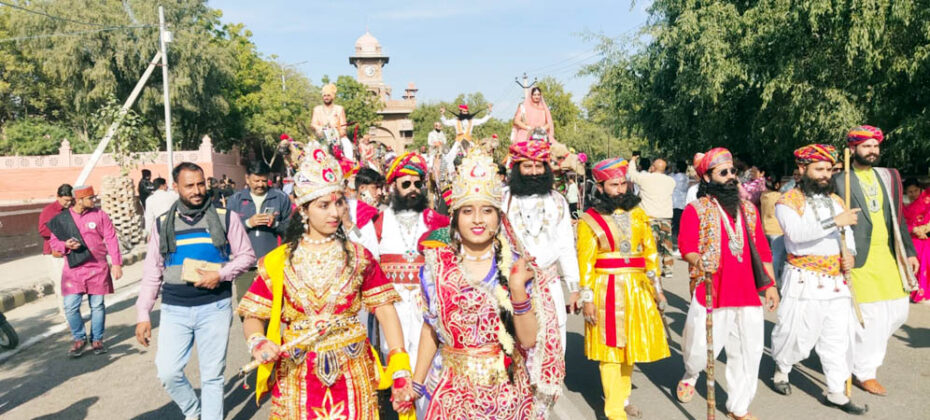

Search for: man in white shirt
xmin=629 ymin=157 xmax=677 ymax=278
xmin=144 ymin=178 xmax=178 ymax=237
xmin=671 ymin=160 xmax=690 ymax=239
xmin=427 ymin=121 xmax=447 ymax=157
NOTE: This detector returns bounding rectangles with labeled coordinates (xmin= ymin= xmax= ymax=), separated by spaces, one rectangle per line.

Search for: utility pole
xmin=159 ymin=6 xmax=174 ymax=177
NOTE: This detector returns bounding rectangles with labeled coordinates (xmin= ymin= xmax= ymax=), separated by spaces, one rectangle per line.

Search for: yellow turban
xmin=322 ymin=84 xmax=337 ymax=96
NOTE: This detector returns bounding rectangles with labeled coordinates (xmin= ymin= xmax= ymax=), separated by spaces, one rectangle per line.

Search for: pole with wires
xmin=158 ymin=6 xmax=174 ymax=177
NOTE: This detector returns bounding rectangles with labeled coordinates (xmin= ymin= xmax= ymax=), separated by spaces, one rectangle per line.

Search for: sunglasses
xmin=401 ymin=180 xmax=424 ymax=190
xmin=715 ymin=168 xmax=738 ymax=177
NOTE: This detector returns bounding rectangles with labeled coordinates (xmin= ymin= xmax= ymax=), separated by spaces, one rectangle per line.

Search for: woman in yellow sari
xmin=577 ymin=157 xmax=670 ymax=420
xmin=237 ymin=140 xmax=415 ymax=419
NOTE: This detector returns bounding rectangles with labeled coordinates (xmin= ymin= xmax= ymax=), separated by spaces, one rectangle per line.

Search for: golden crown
xmin=279 ymin=138 xmax=344 ymax=205
xmin=450 ymin=149 xmax=502 ymax=210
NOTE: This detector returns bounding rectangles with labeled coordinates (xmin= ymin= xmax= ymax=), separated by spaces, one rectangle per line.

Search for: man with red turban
xmin=374 ymin=152 xmax=449 ymax=416
xmin=502 ymin=139 xmax=577 ymax=416
xmin=832 ymin=125 xmax=918 ymax=396
xmin=769 ymin=144 xmax=867 ymax=414
xmin=676 ymin=147 xmax=779 ymax=420
xmin=439 ymin=103 xmax=493 ymax=143
xmin=578 ymin=157 xmax=670 ymax=420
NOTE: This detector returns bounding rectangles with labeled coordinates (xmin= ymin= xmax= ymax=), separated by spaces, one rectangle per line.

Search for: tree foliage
xmin=0 ymin=0 xmax=381 ymax=162
xmin=584 ymin=0 xmax=930 ymax=175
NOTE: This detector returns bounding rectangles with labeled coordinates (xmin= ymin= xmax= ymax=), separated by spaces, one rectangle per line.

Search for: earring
xmin=301 ymin=212 xmax=309 ymax=232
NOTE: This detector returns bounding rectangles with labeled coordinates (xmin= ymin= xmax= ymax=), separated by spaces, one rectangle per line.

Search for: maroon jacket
xmin=38 ymin=201 xmax=66 ymax=255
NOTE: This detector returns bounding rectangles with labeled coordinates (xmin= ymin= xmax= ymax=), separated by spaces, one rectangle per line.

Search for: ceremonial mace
xmin=703 ymin=260 xmax=716 ymax=420
xmin=840 ymin=147 xmax=866 ymax=397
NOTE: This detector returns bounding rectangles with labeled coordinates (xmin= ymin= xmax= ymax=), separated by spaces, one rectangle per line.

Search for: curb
xmin=0 ymin=248 xmax=146 ymax=313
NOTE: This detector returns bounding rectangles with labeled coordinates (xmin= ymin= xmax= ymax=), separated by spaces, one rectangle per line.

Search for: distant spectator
xmin=144 ymin=178 xmax=178 ymax=236
xmin=138 ymin=169 xmax=156 ymax=209
xmin=38 ymin=183 xmax=74 ymax=318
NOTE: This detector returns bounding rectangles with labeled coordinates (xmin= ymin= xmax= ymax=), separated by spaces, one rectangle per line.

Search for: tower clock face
xmin=364 ymin=65 xmax=376 ymax=77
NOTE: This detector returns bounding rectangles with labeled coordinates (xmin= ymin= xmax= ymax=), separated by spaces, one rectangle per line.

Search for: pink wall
xmin=0 ymin=136 xmax=246 ymax=202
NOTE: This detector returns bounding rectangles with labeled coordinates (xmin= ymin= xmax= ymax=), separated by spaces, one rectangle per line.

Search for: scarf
xmin=47 ymin=210 xmax=92 ymax=268
xmin=159 ymin=199 xmax=227 ymax=256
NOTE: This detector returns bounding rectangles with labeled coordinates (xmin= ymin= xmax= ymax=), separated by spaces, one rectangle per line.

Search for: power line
xmin=0 ymin=0 xmax=124 ymax=28
xmin=0 ymin=24 xmax=154 ymax=43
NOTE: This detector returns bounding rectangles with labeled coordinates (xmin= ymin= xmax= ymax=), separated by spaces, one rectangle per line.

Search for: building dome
xmin=354 ymin=31 xmax=382 ymax=56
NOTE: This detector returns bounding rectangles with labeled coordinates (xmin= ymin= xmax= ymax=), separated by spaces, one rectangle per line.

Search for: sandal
xmin=676 ymin=381 xmax=695 ymax=403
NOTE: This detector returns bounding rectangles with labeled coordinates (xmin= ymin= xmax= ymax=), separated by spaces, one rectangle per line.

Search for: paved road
xmin=0 ymin=259 xmax=927 ymax=419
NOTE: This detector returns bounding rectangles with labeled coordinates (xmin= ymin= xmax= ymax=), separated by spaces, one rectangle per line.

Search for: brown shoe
xmin=68 ymin=339 xmax=86 ymax=358
xmin=854 ymin=378 xmax=887 ymax=396
xmin=91 ymin=340 xmax=107 ymax=355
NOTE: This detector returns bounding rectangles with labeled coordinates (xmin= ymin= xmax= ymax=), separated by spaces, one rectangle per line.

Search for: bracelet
xmin=247 ymin=333 xmax=268 ymax=354
xmin=412 ymin=381 xmax=431 ymax=401
xmin=580 ymin=288 xmax=595 ymax=303
xmin=512 ymin=298 xmax=533 ymax=315
xmin=387 ymin=347 xmax=407 ymax=359
xmin=392 ymin=369 xmax=412 ymax=380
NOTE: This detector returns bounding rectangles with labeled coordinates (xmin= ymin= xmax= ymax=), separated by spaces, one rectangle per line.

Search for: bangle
xmin=512 ymin=298 xmax=533 ymax=315
xmin=580 ymin=288 xmax=595 ymax=303
xmin=247 ymin=333 xmax=268 ymax=354
xmin=392 ymin=369 xmax=412 ymax=380
xmin=412 ymin=381 xmax=431 ymax=401
xmin=387 ymin=347 xmax=406 ymax=359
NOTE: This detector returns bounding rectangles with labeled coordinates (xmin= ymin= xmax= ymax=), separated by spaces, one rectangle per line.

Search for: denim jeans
xmin=155 ymin=298 xmax=232 ymax=420
xmin=63 ymin=293 xmax=105 ymax=342
xmin=767 ymin=234 xmax=786 ymax=287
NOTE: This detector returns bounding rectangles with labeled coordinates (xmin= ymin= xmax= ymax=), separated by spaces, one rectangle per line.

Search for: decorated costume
xmin=511 ymin=90 xmax=554 ymax=143
xmin=770 ymin=145 xmax=862 ymax=408
xmin=418 ymin=150 xmax=535 ymax=419
xmin=903 ymin=188 xmax=930 ymax=303
xmin=237 ymin=140 xmax=404 ymax=420
xmin=578 ymin=158 xmax=670 ymax=420
xmin=677 ymin=148 xmax=774 ymax=419
xmin=502 ymin=140 xmax=577 ymax=414
xmin=440 ymin=104 xmax=491 ymax=143
xmin=376 ymin=152 xmax=450 ymax=411
xmin=833 ymin=126 xmax=917 ymax=392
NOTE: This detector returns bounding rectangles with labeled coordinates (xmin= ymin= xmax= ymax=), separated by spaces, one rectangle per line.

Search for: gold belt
xmin=440 ymin=345 xmax=507 ymax=386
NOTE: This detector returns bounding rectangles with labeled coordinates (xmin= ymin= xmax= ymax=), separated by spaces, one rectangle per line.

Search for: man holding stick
xmin=833 ymin=125 xmax=919 ymax=396
xmin=676 ymin=147 xmax=779 ymax=420
xmin=769 ymin=144 xmax=867 ymax=414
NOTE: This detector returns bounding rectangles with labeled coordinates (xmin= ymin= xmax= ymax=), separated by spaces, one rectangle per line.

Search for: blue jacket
xmin=226 ymin=187 xmax=292 ymax=259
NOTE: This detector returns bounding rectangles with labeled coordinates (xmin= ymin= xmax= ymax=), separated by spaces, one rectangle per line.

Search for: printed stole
xmin=580 ymin=209 xmax=646 ymax=348
xmin=687 ymin=198 xmax=759 ymax=280
xmin=454 ymin=119 xmax=473 ymax=142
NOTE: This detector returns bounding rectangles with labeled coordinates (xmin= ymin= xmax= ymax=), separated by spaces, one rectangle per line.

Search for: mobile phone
xmin=262 ymin=208 xmax=276 ymax=214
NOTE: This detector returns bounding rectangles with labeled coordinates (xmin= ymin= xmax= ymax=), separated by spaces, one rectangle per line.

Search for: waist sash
xmin=440 ymin=344 xmax=507 ymax=385
xmin=787 ymin=253 xmax=841 ymax=276
xmin=381 ymin=253 xmax=425 ymax=285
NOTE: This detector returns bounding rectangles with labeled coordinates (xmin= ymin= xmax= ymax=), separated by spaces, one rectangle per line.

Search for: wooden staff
xmin=704 ymin=269 xmax=715 ymax=420
xmin=840 ymin=147 xmax=866 ymax=397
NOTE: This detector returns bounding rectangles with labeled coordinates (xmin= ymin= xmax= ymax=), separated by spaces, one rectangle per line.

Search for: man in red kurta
xmin=676 ymin=148 xmax=779 ymax=420
xmin=38 ymin=184 xmax=74 ymax=317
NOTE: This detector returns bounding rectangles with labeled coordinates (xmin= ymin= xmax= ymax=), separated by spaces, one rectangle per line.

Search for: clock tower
xmin=349 ymin=31 xmax=391 ymax=100
xmin=348 ymin=31 xmax=417 ymax=153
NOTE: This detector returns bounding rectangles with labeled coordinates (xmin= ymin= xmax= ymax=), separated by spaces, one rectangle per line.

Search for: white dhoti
xmin=852 ymin=297 xmax=908 ymax=381
xmin=681 ymin=294 xmax=763 ymax=417
xmin=771 ymin=295 xmax=853 ymax=394
xmin=379 ymin=285 xmax=423 ymax=362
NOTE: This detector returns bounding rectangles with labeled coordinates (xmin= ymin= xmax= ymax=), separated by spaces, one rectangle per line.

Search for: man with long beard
xmin=502 ymin=139 xmax=579 ymax=417
xmin=578 ymin=158 xmax=670 ymax=420
xmin=676 ymin=147 xmax=779 ymax=420
xmin=374 ymin=152 xmax=449 ymax=415
xmin=832 ymin=125 xmax=918 ymax=396
xmin=769 ymin=144 xmax=867 ymax=414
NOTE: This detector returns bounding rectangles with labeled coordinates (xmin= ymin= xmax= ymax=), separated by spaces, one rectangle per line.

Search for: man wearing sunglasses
xmin=374 ymin=151 xmax=449 ymax=415
xmin=676 ymin=147 xmax=780 ymax=420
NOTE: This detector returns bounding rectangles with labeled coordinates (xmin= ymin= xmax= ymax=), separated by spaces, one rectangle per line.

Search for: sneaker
xmin=92 ymin=340 xmax=107 ymax=355
xmin=68 ymin=339 xmax=86 ymax=358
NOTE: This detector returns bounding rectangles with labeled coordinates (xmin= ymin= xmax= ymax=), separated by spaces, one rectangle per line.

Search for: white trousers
xmin=771 ymin=296 xmax=853 ymax=394
xmin=379 ymin=285 xmax=428 ymax=419
xmin=681 ymin=296 xmax=763 ymax=417
xmin=45 ymin=254 xmax=66 ymax=320
xmin=550 ymin=280 xmax=567 ymax=354
xmin=852 ymin=297 xmax=908 ymax=381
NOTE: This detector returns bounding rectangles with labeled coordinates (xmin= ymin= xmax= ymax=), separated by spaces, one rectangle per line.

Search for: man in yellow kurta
xmin=578 ymin=157 xmax=671 ymax=420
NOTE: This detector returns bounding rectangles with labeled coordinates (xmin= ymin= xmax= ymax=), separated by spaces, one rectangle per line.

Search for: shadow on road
xmin=0 ymin=322 xmax=142 ymax=417
xmin=896 ymin=325 xmax=930 ymax=348
xmin=31 ymin=396 xmax=99 ymax=420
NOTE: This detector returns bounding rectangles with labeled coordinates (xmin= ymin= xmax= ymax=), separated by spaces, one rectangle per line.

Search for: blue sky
xmin=210 ymin=1 xmax=649 ymax=118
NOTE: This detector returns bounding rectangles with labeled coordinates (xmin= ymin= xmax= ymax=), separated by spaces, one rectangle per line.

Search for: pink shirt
xmin=679 ymin=203 xmax=773 ymax=308
xmin=49 ymin=208 xmax=122 ymax=295
xmin=135 ymin=210 xmax=255 ymax=323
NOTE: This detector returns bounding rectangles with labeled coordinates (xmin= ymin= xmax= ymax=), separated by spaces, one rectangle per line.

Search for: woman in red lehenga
xmin=903 ymin=179 xmax=930 ymax=303
xmin=405 ymin=150 xmax=539 ymax=419
xmin=237 ymin=140 xmax=416 ymax=419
